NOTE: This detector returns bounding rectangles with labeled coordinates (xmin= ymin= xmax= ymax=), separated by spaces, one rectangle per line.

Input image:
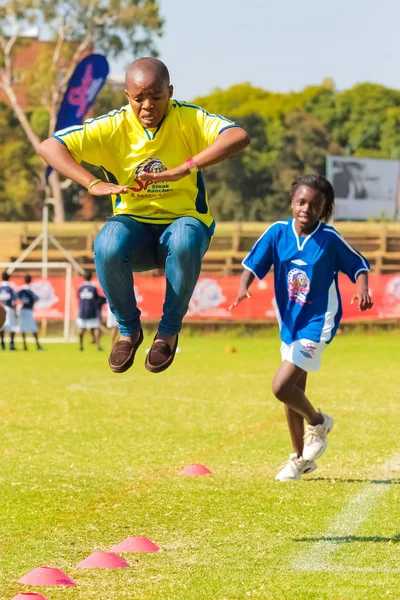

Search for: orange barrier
xmin=7 ymin=274 xmax=400 ymax=322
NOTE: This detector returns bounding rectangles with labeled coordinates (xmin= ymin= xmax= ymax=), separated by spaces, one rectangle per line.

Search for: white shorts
xmin=2 ymin=306 xmax=17 ymax=332
xmin=76 ymin=317 xmax=100 ymax=330
xmin=106 ymin=308 xmax=117 ymax=328
xmin=19 ymin=308 xmax=38 ymax=333
xmin=280 ymin=338 xmax=327 ymax=372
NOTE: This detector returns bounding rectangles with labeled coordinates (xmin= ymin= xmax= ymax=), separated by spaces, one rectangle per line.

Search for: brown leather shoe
xmin=108 ymin=329 xmax=144 ymax=373
xmin=145 ymin=335 xmax=178 ymax=373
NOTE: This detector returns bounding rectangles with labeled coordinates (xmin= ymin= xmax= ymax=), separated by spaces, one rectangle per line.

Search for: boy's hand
xmin=351 ymin=290 xmax=373 ymax=311
xmin=229 ymin=291 xmax=252 ymax=311
xmin=138 ymin=164 xmax=188 ymax=183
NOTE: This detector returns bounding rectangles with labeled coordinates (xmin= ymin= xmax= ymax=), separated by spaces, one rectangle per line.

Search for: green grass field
xmin=1 ymin=332 xmax=400 ymax=599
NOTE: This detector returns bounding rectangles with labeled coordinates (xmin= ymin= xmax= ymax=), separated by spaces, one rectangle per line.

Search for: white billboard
xmin=326 ymin=156 xmax=400 ymax=220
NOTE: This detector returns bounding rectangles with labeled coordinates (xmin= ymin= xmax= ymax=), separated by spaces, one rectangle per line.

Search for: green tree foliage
xmin=333 ymin=83 xmax=400 ymax=154
xmin=2 ymin=38 xmax=400 ymax=222
xmin=0 ymin=102 xmax=42 ymax=220
xmin=196 ymin=80 xmax=400 ymax=221
xmin=0 ymin=0 xmax=163 ymax=221
xmin=381 ymin=107 xmax=400 ymax=159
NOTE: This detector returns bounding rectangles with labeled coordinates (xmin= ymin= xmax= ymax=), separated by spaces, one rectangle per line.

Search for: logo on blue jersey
xmin=288 ymin=268 xmax=310 ymax=306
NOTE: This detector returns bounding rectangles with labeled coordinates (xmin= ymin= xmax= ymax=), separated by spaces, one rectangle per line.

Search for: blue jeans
xmin=94 ymin=215 xmax=210 ymax=336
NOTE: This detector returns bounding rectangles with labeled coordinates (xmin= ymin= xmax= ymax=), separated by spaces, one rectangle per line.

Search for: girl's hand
xmin=229 ymin=291 xmax=252 ymax=311
xmin=138 ymin=164 xmax=188 ymax=183
xmin=90 ymin=182 xmax=129 ymax=196
xmin=351 ymin=290 xmax=373 ymax=311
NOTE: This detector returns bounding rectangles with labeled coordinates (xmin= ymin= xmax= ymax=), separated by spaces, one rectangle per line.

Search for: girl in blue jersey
xmin=230 ymin=174 xmax=373 ymax=481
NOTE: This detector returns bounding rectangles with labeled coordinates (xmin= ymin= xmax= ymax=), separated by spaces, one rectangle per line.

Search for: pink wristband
xmin=185 ymin=158 xmax=199 ymax=175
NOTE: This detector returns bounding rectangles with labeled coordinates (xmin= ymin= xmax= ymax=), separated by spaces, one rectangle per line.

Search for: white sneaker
xmin=303 ymin=411 xmax=334 ymax=462
xmin=275 ymin=453 xmax=317 ymax=481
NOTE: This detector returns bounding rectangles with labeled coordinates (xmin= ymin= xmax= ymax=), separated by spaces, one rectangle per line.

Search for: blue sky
xmin=112 ymin=0 xmax=399 ymax=100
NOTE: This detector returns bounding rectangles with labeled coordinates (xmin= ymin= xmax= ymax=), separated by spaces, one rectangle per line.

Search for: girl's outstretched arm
xmin=229 ymin=270 xmax=255 ymax=310
xmin=351 ymin=271 xmax=373 ymax=311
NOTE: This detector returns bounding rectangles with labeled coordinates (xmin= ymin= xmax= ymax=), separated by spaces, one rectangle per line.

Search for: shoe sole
xmin=303 ymin=462 xmax=317 ymax=476
xmin=109 ymin=354 xmax=135 ymax=373
xmin=276 ymin=462 xmax=317 ymax=482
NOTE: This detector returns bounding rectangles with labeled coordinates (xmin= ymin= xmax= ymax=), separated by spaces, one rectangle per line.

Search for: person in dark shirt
xmin=91 ymin=294 xmax=107 ymax=346
xmin=0 ymin=303 xmax=5 ymax=330
xmin=0 ymin=272 xmax=17 ymax=350
xmin=77 ymin=271 xmax=104 ymax=351
xmin=17 ymin=275 xmax=43 ymax=351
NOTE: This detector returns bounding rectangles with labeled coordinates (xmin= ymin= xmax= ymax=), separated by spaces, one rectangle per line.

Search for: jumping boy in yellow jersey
xmin=38 ymin=57 xmax=250 ymax=373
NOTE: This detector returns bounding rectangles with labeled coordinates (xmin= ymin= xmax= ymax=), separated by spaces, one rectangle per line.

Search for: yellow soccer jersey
xmin=53 ymin=100 xmax=238 ymax=231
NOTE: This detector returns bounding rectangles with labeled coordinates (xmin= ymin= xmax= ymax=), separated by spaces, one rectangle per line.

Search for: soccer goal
xmin=0 ymin=262 xmax=73 ymax=342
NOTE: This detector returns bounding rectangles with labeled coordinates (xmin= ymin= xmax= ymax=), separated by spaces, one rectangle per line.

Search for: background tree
xmin=195 ymin=80 xmax=400 ymax=221
xmin=0 ymin=102 xmax=41 ymax=220
xmin=0 ymin=0 xmax=163 ymax=221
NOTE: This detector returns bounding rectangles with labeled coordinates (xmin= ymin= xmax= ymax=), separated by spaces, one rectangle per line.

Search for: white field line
xmin=68 ymin=383 xmax=123 ymax=396
xmin=292 ymin=452 xmax=400 ymax=572
xmin=68 ymin=383 xmax=195 ymax=402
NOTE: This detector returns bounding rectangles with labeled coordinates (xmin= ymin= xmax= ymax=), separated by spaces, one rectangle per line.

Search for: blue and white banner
xmin=47 ymin=53 xmax=109 ymax=179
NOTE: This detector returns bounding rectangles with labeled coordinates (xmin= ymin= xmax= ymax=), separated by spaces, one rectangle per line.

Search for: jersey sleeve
xmin=242 ymin=225 xmax=276 ymax=280
xmin=333 ymin=231 xmax=370 ymax=282
xmin=53 ymin=116 xmax=112 ymax=166
xmin=179 ymin=103 xmax=239 ymax=154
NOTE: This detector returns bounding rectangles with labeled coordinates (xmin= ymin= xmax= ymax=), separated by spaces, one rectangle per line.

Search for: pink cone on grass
xmin=111 ymin=536 xmax=160 ymax=553
xmin=18 ymin=566 xmax=76 ymax=587
xmin=77 ymin=552 xmax=129 ymax=569
xmin=180 ymin=464 xmax=212 ymax=476
xmin=12 ymin=594 xmax=49 ymax=600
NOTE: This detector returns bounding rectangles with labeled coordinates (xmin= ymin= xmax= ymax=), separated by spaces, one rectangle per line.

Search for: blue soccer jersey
xmin=18 ymin=287 xmax=39 ymax=310
xmin=242 ymin=219 xmax=370 ymax=345
xmin=0 ymin=283 xmax=17 ymax=308
xmin=78 ymin=283 xmax=100 ymax=319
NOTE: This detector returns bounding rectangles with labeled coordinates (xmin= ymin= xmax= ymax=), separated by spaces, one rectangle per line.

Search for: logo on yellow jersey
xmin=129 ymin=158 xmax=167 ymax=193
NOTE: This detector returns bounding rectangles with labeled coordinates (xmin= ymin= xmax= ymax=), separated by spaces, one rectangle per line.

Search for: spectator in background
xmin=17 ymin=275 xmax=43 ymax=351
xmin=91 ymin=294 xmax=107 ymax=346
xmin=0 ymin=272 xmax=17 ymax=350
xmin=77 ymin=270 xmax=105 ymax=352
xmin=0 ymin=303 xmax=5 ymax=331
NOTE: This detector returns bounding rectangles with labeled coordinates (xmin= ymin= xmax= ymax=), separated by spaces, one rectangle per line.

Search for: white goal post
xmin=0 ymin=262 xmax=73 ymax=342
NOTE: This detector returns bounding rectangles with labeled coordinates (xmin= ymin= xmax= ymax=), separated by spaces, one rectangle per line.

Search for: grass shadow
xmin=304 ymin=477 xmax=400 ymax=485
xmin=294 ymin=534 xmax=400 ymax=544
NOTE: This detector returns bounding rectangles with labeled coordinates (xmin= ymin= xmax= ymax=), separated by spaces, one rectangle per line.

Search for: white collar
xmin=291 ymin=219 xmax=322 ymax=251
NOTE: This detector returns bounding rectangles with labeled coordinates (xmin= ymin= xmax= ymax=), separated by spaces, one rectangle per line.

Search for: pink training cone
xmin=18 ymin=567 xmax=76 ymax=587
xmin=180 ymin=464 xmax=212 ymax=476
xmin=12 ymin=594 xmax=49 ymax=600
xmin=111 ymin=536 xmax=160 ymax=553
xmin=77 ymin=552 xmax=129 ymax=569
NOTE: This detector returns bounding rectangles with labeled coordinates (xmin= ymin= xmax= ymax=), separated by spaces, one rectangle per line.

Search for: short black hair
xmin=25 ymin=274 xmax=31 ymax=284
xmin=84 ymin=270 xmax=93 ymax=281
xmin=291 ymin=174 xmax=335 ymax=223
xmin=2 ymin=271 xmax=9 ymax=281
xmin=125 ymin=57 xmax=170 ymax=87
